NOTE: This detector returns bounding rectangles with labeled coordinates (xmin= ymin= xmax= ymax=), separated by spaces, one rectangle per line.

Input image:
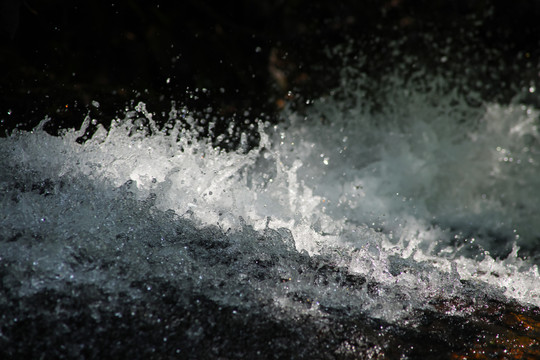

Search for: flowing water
xmin=1 ymin=61 xmax=540 ymax=358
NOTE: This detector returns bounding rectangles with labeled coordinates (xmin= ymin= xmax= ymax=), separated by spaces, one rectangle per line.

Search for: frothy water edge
xmin=1 ymin=70 xmax=540 ymax=334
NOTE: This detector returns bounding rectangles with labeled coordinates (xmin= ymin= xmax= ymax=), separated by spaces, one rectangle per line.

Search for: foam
xmin=1 ymin=71 xmax=539 ymax=326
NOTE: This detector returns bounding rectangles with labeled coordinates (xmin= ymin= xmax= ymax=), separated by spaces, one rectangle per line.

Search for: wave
xmin=1 ymin=68 xmax=539 ymax=358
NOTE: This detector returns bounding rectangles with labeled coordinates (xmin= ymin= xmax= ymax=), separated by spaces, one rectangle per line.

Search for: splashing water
xmin=1 ymin=68 xmax=540 ymax=357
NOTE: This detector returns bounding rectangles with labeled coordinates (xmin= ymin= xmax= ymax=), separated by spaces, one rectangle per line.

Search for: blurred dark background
xmin=1 ymin=0 xmax=539 ymax=136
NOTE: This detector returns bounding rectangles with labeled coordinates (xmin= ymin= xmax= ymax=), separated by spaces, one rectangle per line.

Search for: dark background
xmin=1 ymin=0 xmax=539 ymax=137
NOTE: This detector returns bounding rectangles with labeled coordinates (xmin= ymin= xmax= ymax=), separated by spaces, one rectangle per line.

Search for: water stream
xmin=1 ymin=63 xmax=540 ymax=358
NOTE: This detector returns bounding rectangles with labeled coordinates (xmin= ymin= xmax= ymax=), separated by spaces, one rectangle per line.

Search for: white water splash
xmin=1 ymin=71 xmax=539 ymax=326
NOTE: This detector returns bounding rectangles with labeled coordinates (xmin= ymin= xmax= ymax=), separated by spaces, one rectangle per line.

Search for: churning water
xmin=1 ymin=64 xmax=540 ymax=357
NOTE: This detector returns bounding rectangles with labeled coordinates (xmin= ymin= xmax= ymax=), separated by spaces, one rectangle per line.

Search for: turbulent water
xmin=1 ymin=68 xmax=540 ymax=358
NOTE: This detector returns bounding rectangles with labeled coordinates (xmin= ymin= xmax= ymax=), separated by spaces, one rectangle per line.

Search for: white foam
xmin=1 ymin=71 xmax=539 ymax=325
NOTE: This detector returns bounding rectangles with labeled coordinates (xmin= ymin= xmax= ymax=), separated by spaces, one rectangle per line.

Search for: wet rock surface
xmin=2 ymin=248 xmax=540 ymax=359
